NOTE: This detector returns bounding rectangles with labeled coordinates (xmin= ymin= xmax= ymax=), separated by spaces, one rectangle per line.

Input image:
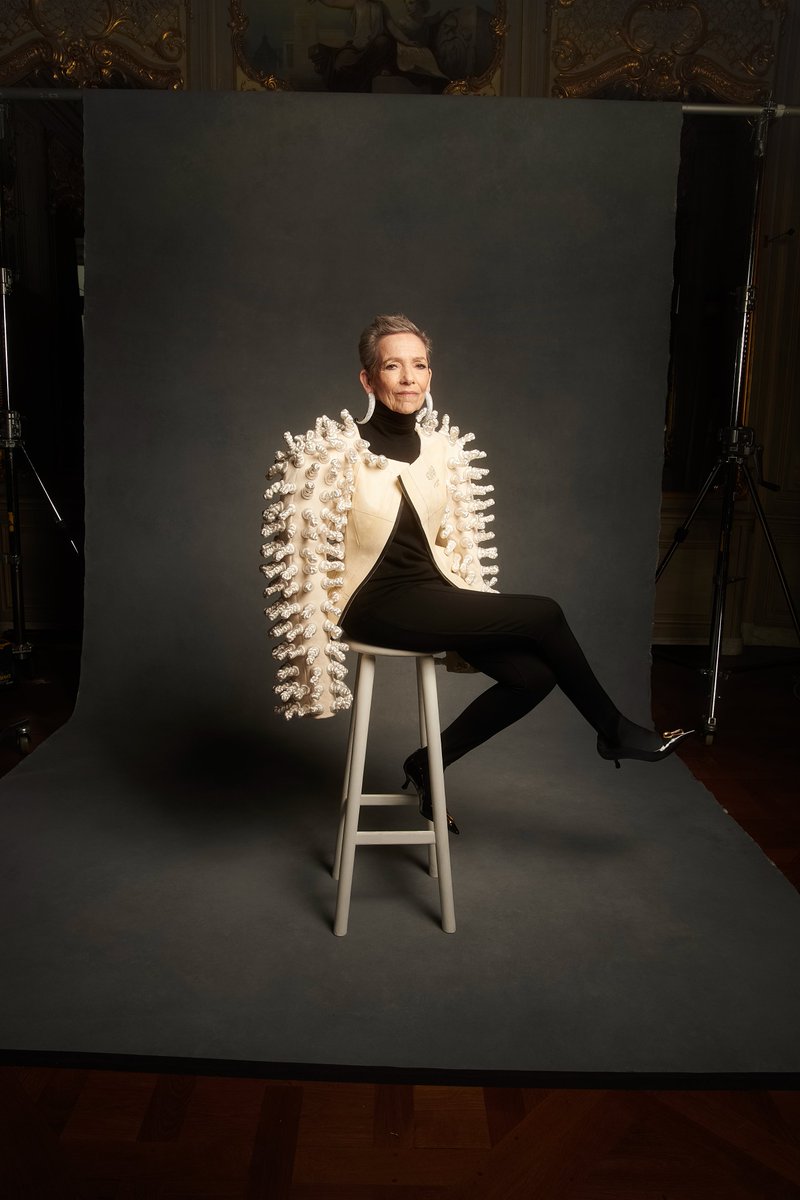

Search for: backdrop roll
xmin=3 ymin=94 xmax=798 ymax=1078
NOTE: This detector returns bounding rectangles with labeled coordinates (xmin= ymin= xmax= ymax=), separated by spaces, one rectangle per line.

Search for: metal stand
xmin=657 ymin=103 xmax=800 ymax=743
xmin=657 ymin=426 xmax=800 ymax=741
xmin=0 ymin=100 xmax=81 ymax=680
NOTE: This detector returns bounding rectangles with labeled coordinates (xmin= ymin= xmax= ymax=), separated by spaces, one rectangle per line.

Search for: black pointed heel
xmin=402 ymin=750 xmax=460 ymax=835
xmin=597 ymin=727 xmax=695 ymax=768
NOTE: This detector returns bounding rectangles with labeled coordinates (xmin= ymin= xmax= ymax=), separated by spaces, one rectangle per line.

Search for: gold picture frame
xmin=230 ymin=0 xmax=507 ymax=95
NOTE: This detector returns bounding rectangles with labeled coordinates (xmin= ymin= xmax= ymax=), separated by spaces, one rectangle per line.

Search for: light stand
xmin=0 ymin=100 xmax=81 ymax=687
xmin=657 ymin=102 xmax=800 ymax=743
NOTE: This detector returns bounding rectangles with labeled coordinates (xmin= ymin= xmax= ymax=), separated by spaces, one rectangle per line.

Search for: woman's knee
xmin=529 ymin=596 xmax=565 ymax=631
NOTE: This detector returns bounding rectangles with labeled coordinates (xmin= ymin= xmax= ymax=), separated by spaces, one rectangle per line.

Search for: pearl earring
xmin=357 ymin=391 xmax=376 ymax=424
xmin=420 ymin=389 xmax=433 ymax=418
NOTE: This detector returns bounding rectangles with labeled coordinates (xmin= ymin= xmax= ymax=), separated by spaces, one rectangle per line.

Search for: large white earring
xmin=357 ymin=391 xmax=376 ymax=424
xmin=421 ymin=389 xmax=433 ymax=418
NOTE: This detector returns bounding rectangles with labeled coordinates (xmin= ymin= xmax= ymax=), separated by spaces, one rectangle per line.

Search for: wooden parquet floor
xmin=3 ymin=1073 xmax=800 ymax=1198
xmin=1 ymin=643 xmax=799 ymax=1198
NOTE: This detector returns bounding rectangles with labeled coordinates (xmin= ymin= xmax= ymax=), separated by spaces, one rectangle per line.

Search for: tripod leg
xmin=703 ymin=459 xmax=739 ymax=743
xmin=656 ymin=458 xmax=724 ymax=582
xmin=18 ymin=443 xmax=80 ymax=557
xmin=740 ymin=463 xmax=800 ymax=644
xmin=0 ymin=438 xmax=27 ymax=653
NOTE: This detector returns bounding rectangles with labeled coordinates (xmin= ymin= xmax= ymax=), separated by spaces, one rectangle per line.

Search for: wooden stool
xmin=332 ymin=641 xmax=456 ymax=936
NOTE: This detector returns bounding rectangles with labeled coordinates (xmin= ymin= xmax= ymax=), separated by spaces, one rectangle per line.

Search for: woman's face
xmin=360 ymin=333 xmax=431 ymax=415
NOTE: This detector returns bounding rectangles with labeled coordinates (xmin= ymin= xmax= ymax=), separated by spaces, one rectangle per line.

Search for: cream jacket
xmin=261 ymin=408 xmax=499 ymax=718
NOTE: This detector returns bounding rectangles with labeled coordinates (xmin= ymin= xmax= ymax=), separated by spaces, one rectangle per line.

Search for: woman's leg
xmin=345 ymin=586 xmax=634 ymax=763
xmin=345 ymin=586 xmax=689 ymax=826
xmin=439 ymin=644 xmax=557 ymax=768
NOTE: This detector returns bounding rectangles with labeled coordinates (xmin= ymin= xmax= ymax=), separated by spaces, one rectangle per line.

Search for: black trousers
xmin=344 ymin=584 xmax=619 ymax=768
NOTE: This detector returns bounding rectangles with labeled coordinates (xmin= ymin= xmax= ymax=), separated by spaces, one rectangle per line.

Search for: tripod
xmin=0 ymin=101 xmax=81 ymax=705
xmin=657 ymin=103 xmax=800 ymax=743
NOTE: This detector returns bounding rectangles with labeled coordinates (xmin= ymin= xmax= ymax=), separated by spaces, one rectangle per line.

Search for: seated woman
xmin=261 ymin=314 xmax=691 ymax=831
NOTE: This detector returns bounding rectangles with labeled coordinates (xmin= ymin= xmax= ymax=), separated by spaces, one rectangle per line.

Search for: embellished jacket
xmin=261 ymin=408 xmax=499 ymax=719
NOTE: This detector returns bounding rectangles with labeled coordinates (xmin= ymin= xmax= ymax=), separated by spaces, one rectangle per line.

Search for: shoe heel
xmin=614 ymin=759 xmax=620 ymax=769
xmin=401 ymin=775 xmax=410 ymax=791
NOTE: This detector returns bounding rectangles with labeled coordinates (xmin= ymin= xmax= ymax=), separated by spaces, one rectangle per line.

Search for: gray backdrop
xmin=1 ymin=93 xmax=798 ymax=1078
xmin=79 ymin=92 xmax=673 ymax=740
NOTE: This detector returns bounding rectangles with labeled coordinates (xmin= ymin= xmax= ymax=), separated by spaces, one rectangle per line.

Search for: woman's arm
xmin=261 ymin=419 xmax=355 ymax=719
xmin=435 ymin=417 xmax=499 ymax=592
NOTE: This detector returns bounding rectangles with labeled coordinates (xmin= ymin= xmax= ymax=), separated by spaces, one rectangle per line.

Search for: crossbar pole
xmin=1 ymin=91 xmax=799 ymax=118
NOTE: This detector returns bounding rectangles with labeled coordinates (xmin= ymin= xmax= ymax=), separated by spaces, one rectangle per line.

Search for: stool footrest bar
xmin=356 ymin=830 xmax=435 ymax=846
xmin=360 ymin=793 xmax=419 ymax=806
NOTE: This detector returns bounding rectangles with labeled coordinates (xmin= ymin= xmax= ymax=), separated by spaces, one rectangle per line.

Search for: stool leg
xmin=416 ymin=658 xmax=438 ymax=879
xmin=333 ymin=653 xmax=375 ymax=937
xmin=333 ymin=655 xmax=361 ymax=880
xmin=419 ymin=656 xmax=456 ymax=934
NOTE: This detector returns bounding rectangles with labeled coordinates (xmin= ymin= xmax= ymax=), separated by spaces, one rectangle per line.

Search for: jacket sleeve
xmin=261 ymin=416 xmax=359 ymax=719
xmin=434 ymin=416 xmax=499 ymax=592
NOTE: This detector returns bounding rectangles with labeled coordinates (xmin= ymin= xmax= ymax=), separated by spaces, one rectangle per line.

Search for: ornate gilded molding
xmin=444 ymin=9 xmax=508 ymax=95
xmin=229 ymin=0 xmax=289 ymax=90
xmin=231 ymin=0 xmax=507 ymax=96
xmin=547 ymin=0 xmax=786 ymax=101
xmin=0 ymin=1 xmax=189 ymax=89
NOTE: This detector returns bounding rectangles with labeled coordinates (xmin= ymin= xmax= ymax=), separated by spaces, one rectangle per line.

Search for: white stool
xmin=332 ymin=640 xmax=456 ymax=936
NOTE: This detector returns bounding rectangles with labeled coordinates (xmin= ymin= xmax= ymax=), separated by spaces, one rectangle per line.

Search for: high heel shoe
xmin=597 ymin=726 xmax=695 ymax=769
xmin=401 ymin=748 xmax=460 ymax=834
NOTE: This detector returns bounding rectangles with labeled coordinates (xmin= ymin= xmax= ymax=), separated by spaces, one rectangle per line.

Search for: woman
xmin=261 ymin=314 xmax=691 ymax=830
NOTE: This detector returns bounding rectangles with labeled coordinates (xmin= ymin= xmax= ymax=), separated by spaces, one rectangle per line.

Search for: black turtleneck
xmin=345 ymin=401 xmax=446 ymax=616
xmin=360 ymin=400 xmax=421 ymax=464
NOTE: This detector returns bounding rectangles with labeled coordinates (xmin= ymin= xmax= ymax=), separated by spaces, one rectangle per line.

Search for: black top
xmin=360 ymin=400 xmax=421 ymax=465
xmin=347 ymin=403 xmax=447 ymax=614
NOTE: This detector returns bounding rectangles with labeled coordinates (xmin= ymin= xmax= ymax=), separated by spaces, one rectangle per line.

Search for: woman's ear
xmin=359 ymin=368 xmax=373 ymax=395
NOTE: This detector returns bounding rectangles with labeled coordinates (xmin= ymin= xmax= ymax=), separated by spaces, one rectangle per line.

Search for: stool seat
xmin=332 ymin=641 xmax=455 ymax=936
xmin=346 ymin=639 xmax=444 ymax=659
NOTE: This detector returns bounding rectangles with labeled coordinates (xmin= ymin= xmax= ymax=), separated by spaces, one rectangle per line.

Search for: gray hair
xmin=358 ymin=314 xmax=432 ymax=381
